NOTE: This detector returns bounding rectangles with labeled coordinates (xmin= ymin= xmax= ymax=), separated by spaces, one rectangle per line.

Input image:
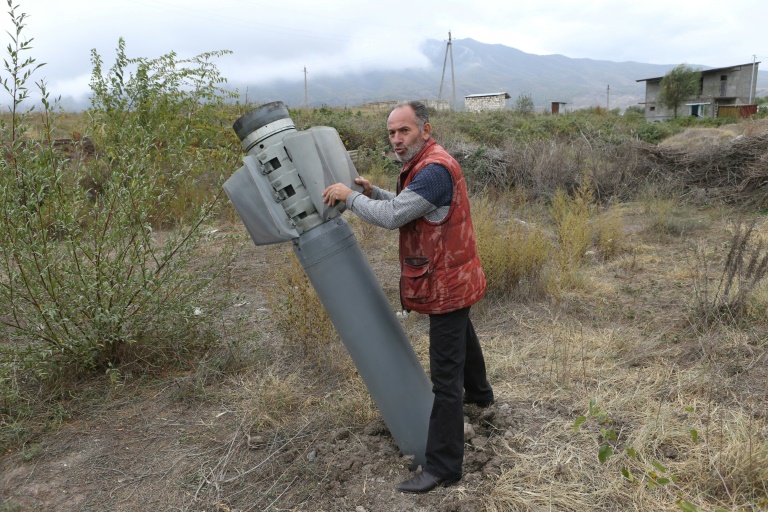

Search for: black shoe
xmin=463 ymin=395 xmax=495 ymax=408
xmin=396 ymin=471 xmax=461 ymax=494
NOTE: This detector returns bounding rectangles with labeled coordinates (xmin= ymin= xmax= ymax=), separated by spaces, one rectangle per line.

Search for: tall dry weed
xmin=594 ymin=203 xmax=626 ymax=260
xmin=550 ymin=179 xmax=594 ymax=278
xmin=689 ymin=220 xmax=768 ymax=327
xmin=472 ymin=193 xmax=552 ymax=298
xmin=266 ymin=250 xmax=343 ymax=368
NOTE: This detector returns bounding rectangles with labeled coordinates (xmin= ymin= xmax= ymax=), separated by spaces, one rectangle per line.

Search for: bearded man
xmin=322 ymin=100 xmax=494 ymax=493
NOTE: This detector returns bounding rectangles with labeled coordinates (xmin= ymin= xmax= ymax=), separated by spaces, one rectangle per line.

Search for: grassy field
xmin=2 ymin=6 xmax=767 ymax=507
xmin=2 ymin=105 xmax=768 ymax=511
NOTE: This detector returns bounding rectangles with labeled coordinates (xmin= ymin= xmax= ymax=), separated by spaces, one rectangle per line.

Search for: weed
xmin=472 ymin=193 xmax=552 ymax=297
xmin=266 ymin=250 xmax=341 ymax=367
xmin=550 ymin=177 xmax=595 ymax=280
xmin=20 ymin=442 xmax=42 ymax=461
xmin=690 ymin=220 xmax=768 ymax=326
xmin=593 ymin=202 xmax=626 ymax=260
xmin=0 ymin=500 xmax=22 ymax=512
xmin=574 ymin=399 xmax=733 ymax=512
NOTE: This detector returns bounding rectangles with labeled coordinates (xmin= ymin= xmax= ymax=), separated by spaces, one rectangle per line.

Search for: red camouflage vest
xmin=397 ymin=138 xmax=486 ymax=314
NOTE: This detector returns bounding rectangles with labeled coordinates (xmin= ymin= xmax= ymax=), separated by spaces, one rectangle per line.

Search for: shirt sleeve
xmin=347 ymin=164 xmax=453 ymax=229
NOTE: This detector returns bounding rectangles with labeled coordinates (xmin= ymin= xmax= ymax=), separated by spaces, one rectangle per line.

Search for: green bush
xmin=0 ymin=7 xmax=237 ymax=400
xmin=289 ymin=106 xmax=389 ymax=151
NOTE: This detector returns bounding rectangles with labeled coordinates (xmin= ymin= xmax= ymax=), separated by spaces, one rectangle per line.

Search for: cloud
xmin=1 ymin=0 xmax=766 ymax=103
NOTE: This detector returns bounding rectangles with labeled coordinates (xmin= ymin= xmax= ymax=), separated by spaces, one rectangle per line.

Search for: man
xmin=322 ymin=101 xmax=494 ymax=494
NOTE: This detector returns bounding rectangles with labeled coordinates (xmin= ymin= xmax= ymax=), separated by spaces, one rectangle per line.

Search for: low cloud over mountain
xmin=235 ymin=38 xmax=767 ymax=111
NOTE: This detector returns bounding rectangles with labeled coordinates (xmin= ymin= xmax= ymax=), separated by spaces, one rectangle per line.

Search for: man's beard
xmin=394 ymin=139 xmax=425 ymax=163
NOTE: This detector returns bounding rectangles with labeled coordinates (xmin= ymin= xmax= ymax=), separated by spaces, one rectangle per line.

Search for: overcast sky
xmin=3 ymin=0 xmax=767 ymax=105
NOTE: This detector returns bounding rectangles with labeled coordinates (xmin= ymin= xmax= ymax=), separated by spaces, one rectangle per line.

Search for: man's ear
xmin=422 ymin=122 xmax=432 ymax=140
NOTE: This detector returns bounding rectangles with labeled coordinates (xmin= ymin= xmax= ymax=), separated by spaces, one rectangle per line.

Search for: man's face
xmin=387 ymin=106 xmax=430 ymax=163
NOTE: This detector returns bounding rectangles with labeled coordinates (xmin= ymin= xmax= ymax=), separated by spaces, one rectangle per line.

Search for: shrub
xmin=473 ymin=193 xmax=552 ymax=297
xmin=87 ymin=38 xmax=240 ymax=225
xmin=0 ymin=9 xmax=237 ymax=399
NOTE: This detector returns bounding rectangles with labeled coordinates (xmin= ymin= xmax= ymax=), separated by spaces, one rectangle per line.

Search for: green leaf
xmin=601 ymin=427 xmax=617 ymax=441
xmin=651 ymin=461 xmax=667 ymax=473
xmin=625 ymin=447 xmax=637 ymax=458
xmin=621 ymin=467 xmax=635 ymax=482
xmin=656 ymin=477 xmax=670 ymax=485
xmin=690 ymin=428 xmax=698 ymax=443
xmin=573 ymin=415 xmax=587 ymax=432
xmin=598 ymin=444 xmax=613 ymax=464
xmin=676 ymin=500 xmax=699 ymax=512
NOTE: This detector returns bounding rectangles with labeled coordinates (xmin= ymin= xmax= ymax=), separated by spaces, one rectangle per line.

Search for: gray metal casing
xmin=293 ymin=218 xmax=433 ymax=468
xmin=223 ymin=155 xmax=300 ymax=245
xmin=283 ymin=127 xmax=361 ymax=223
xmin=223 ymin=126 xmax=361 ymax=245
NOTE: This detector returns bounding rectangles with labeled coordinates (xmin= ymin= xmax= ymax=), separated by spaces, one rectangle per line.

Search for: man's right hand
xmin=355 ymin=177 xmax=373 ymax=197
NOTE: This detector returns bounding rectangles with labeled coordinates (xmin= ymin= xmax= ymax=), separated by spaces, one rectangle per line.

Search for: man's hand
xmin=354 ymin=177 xmax=373 ymax=197
xmin=322 ymin=183 xmax=353 ymax=206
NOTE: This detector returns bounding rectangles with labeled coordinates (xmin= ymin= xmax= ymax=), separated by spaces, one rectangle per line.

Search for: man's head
xmin=387 ymin=101 xmax=431 ymax=163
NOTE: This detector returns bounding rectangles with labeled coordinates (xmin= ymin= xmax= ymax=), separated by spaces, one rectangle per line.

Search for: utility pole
xmin=606 ymin=84 xmax=610 ymax=110
xmin=303 ymin=66 xmax=308 ymax=108
xmin=438 ymin=31 xmax=456 ymax=110
xmin=749 ymin=55 xmax=757 ymax=104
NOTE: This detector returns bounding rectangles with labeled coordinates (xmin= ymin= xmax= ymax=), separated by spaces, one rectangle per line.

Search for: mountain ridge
xmin=237 ymin=38 xmax=768 ymax=111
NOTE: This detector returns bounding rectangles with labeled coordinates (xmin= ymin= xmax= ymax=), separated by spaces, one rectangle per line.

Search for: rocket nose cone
xmin=233 ymin=101 xmax=291 ymax=141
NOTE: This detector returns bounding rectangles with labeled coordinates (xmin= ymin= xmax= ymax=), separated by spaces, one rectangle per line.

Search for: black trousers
xmin=425 ymin=306 xmax=493 ymax=479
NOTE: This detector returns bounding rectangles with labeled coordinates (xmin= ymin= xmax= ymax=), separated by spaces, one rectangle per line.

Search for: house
xmin=551 ymin=101 xmax=568 ymax=114
xmin=637 ymin=62 xmax=760 ymax=121
xmin=362 ymin=101 xmax=400 ymax=111
xmin=464 ymin=92 xmax=510 ymax=113
xmin=361 ymin=99 xmax=450 ymax=111
xmin=422 ymin=99 xmax=451 ymax=111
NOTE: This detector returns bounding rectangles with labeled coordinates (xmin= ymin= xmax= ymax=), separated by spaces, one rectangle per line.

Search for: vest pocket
xmin=401 ymin=258 xmax=431 ymax=300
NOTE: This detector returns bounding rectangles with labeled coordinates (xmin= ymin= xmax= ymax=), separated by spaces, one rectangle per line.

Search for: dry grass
xmin=265 ymin=249 xmax=342 ymax=367
xmin=4 ymin=134 xmax=768 ymax=511
xmin=472 ymin=207 xmax=768 ymax=511
xmin=472 ymin=192 xmax=553 ymax=298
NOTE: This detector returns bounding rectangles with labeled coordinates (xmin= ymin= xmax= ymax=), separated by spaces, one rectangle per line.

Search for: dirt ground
xmin=0 ymin=231 xmax=529 ymax=512
xmin=2 ymin=197 xmax=768 ymax=511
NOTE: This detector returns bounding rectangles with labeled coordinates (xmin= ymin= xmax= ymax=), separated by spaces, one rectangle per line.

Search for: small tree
xmin=624 ymin=105 xmax=645 ymax=116
xmin=0 ymin=9 xmax=237 ymax=381
xmin=514 ymin=92 xmax=535 ymax=115
xmin=658 ymin=64 xmax=701 ymax=119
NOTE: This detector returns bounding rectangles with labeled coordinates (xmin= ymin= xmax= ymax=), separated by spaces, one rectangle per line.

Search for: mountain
xmin=236 ymin=38 xmax=768 ymax=111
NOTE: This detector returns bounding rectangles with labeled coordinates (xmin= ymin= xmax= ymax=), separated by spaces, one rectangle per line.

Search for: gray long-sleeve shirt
xmin=346 ymin=163 xmax=453 ymax=230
